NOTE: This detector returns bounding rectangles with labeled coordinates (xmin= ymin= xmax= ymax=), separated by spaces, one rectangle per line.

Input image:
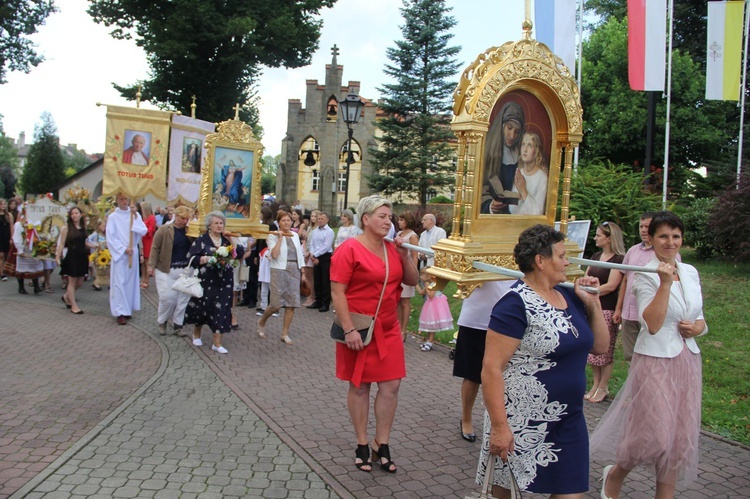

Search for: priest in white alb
xmin=107 ymin=193 xmax=148 ymax=325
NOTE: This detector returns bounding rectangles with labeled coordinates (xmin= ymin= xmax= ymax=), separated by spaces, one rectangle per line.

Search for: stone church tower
xmin=277 ymin=46 xmax=380 ymax=216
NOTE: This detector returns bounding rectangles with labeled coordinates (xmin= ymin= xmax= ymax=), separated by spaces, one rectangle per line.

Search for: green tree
xmin=580 ymin=17 xmax=735 ymax=198
xmin=88 ymin=0 xmax=336 ymax=125
xmin=63 ymin=148 xmax=89 ymax=173
xmin=21 ymin=112 xmax=66 ymax=195
xmin=260 ymin=154 xmax=279 ymax=196
xmin=0 ymin=0 xmax=56 ymax=84
xmin=0 ymin=116 xmax=20 ymax=197
xmin=561 ymin=160 xmax=661 ymax=250
xmin=369 ymin=0 xmax=460 ymax=208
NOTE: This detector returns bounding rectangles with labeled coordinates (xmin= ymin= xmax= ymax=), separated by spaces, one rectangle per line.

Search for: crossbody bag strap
xmin=372 ymin=241 xmax=389 ymax=320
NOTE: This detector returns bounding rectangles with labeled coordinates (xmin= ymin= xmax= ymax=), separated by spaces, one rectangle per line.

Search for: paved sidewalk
xmin=1 ymin=275 xmax=749 ymax=498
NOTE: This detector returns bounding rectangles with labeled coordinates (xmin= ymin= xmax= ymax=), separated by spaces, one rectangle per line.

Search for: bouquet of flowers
xmin=206 ymin=245 xmax=239 ymax=269
xmin=32 ymin=238 xmax=55 ymax=258
xmin=89 ymin=248 xmax=112 ymax=270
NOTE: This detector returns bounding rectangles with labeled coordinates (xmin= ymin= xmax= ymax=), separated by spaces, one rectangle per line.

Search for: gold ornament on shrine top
xmin=188 ymin=104 xmax=268 ymax=238
xmin=427 ymin=19 xmax=585 ymax=298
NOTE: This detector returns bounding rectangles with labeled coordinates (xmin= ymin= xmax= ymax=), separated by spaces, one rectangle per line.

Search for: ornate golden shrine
xmin=429 ymin=21 xmax=584 ymax=298
xmin=188 ymin=107 xmax=268 ymax=238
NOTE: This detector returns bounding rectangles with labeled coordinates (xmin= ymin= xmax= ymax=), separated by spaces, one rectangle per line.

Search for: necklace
xmin=209 ymin=233 xmax=222 ymax=247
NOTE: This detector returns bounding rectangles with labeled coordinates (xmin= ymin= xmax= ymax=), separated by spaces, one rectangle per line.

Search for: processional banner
xmin=102 ymin=106 xmax=171 ymax=199
xmin=168 ymin=115 xmax=215 ymax=205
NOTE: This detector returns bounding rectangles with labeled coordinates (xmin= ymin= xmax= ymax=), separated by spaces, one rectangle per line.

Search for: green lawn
xmin=408 ymin=250 xmax=750 ymax=445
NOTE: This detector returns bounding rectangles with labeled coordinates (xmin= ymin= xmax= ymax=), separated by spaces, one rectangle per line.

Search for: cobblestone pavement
xmin=2 ymin=275 xmax=749 ymax=498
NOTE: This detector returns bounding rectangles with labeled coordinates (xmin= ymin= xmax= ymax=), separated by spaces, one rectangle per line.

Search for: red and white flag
xmin=628 ymin=0 xmax=667 ymax=91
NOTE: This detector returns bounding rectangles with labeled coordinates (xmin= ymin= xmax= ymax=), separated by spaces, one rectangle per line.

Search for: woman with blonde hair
xmin=584 ymin=221 xmax=626 ymax=403
xmin=147 ymin=205 xmax=194 ymax=336
xmin=509 ymin=132 xmax=549 ymax=216
xmin=331 ymin=195 xmax=418 ymax=473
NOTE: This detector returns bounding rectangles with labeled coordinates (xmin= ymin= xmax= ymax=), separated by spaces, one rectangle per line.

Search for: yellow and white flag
xmin=102 ymin=106 xmax=172 ymax=199
xmin=706 ymin=1 xmax=745 ymax=101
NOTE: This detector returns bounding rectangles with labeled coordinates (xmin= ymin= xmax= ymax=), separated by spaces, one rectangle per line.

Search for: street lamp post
xmin=338 ymin=92 xmax=364 ymax=210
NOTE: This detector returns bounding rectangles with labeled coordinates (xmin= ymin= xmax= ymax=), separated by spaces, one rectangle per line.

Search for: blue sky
xmin=0 ymin=0 xmax=531 ymax=157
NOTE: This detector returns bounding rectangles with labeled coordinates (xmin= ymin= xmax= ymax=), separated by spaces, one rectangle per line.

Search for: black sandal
xmin=371 ymin=440 xmax=396 ymax=473
xmin=355 ymin=444 xmax=371 ymax=472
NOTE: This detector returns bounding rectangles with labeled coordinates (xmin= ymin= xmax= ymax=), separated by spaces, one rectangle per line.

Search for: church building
xmin=277 ymin=46 xmax=382 ymax=216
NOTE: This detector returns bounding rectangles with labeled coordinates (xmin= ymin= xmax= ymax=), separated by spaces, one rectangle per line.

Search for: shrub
xmin=428 ymin=195 xmax=452 ymax=204
xmin=708 ymin=174 xmax=750 ymax=262
xmin=560 ymin=159 xmax=662 ymax=251
xmin=682 ymin=197 xmax=718 ymax=260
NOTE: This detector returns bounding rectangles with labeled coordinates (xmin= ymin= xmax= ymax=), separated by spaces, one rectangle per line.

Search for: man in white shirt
xmin=306 ymin=212 xmax=334 ymax=312
xmin=418 ymin=214 xmax=446 ymax=268
xmin=107 ymin=193 xmax=148 ymax=325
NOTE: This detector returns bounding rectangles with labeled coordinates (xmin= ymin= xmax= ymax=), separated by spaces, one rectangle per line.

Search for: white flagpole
xmin=573 ymin=0 xmax=584 ymax=171
xmin=661 ymin=0 xmax=675 ymax=209
xmin=737 ymin=0 xmax=750 ymax=189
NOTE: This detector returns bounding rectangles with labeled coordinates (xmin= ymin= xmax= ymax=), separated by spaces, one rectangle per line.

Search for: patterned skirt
xmin=269 ymin=262 xmax=301 ymax=309
xmin=590 ymin=345 xmax=702 ymax=486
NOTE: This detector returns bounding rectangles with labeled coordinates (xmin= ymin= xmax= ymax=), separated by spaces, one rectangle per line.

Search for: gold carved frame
xmin=188 ymin=115 xmax=267 ymax=238
xmin=429 ymin=25 xmax=584 ymax=298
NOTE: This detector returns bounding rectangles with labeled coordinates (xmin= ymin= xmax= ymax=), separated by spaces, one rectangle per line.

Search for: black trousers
xmin=313 ymin=253 xmax=332 ymax=305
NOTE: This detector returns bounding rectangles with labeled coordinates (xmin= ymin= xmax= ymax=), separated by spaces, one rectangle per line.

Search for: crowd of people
xmin=2 ymin=192 xmax=706 ymax=498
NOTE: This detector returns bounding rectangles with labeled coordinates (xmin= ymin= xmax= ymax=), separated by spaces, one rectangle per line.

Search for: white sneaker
xmin=272 ymin=312 xmax=280 ymax=317
xmin=212 ymin=345 xmax=228 ymax=354
xmin=192 ymin=338 xmax=203 ymax=346
xmin=421 ymin=342 xmax=433 ymax=352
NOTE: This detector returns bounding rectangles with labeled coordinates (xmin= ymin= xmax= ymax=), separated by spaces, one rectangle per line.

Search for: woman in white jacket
xmin=592 ymin=211 xmax=706 ymax=499
xmin=257 ymin=210 xmax=306 ymax=344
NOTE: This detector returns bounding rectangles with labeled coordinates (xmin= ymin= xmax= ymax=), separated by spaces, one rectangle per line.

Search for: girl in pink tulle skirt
xmin=416 ymin=267 xmax=454 ymax=351
xmin=591 ymin=212 xmax=706 ymax=499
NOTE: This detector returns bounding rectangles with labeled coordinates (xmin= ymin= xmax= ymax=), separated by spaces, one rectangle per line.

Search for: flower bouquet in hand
xmin=206 ymin=245 xmax=239 ymax=269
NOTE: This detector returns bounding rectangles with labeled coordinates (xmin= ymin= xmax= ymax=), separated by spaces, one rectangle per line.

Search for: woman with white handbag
xmin=147 ymin=206 xmax=194 ymax=336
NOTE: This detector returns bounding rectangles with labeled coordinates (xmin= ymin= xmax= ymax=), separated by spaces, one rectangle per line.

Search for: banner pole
xmin=661 ymin=0 xmax=675 ymax=209
xmin=737 ymin=0 xmax=750 ymax=189
xmin=573 ymin=0 xmax=584 ymax=172
xmin=128 ymin=202 xmax=134 ymax=268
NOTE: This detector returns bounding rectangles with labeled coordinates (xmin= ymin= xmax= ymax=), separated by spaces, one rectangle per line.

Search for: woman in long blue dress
xmin=477 ymin=225 xmax=608 ymax=497
xmin=185 ymin=211 xmax=245 ymax=354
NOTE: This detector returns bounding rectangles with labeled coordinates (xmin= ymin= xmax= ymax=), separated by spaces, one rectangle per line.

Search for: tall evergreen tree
xmin=369 ymin=0 xmax=461 ymax=208
xmin=21 ymin=112 xmax=66 ymax=196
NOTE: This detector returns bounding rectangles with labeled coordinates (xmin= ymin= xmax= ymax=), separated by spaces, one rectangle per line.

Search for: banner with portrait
xmin=168 ymin=115 xmax=215 ymax=205
xmin=102 ymin=106 xmax=171 ymax=199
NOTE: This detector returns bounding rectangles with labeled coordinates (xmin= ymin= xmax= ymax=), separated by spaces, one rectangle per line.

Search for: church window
xmin=312 ymin=169 xmax=319 ymax=192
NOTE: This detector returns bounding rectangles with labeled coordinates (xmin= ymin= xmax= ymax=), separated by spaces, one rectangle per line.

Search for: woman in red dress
xmin=331 ymin=195 xmax=418 ymax=474
xmin=139 ymin=202 xmax=157 ymax=289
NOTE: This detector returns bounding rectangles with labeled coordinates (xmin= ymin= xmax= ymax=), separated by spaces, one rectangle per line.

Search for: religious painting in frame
xmin=429 ymin=27 xmax=584 ymax=298
xmin=479 ymin=89 xmax=553 ymax=217
xmin=211 ymin=146 xmax=254 ymax=219
xmin=190 ymin=116 xmax=266 ymax=238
